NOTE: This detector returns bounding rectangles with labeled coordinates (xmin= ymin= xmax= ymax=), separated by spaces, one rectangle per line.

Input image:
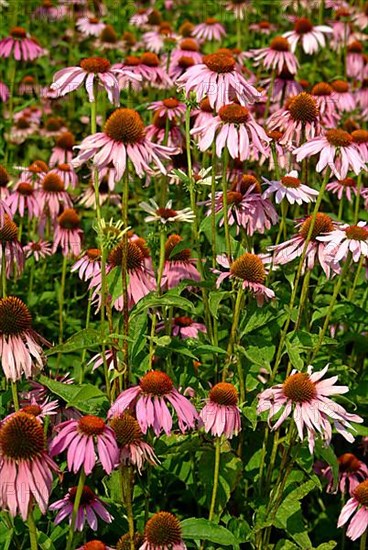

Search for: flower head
xmin=141 ymin=511 xmax=187 ymax=550
xmin=262 ymin=170 xmax=319 ymax=204
xmin=49 ymin=485 xmax=113 ymax=531
xmin=0 ymin=412 xmax=58 ymax=519
xmin=257 ymin=364 xmax=363 ymax=453
xmin=52 ymin=208 xmax=83 ymax=257
xmin=49 ymin=414 xmax=119 ymax=474
xmin=140 ymin=199 xmax=194 ymax=224
xmin=317 ymin=222 xmax=368 ymax=263
xmin=108 ymin=370 xmax=200 ymax=436
xmin=0 ymin=27 xmax=44 ymax=61
xmin=200 ymin=382 xmax=241 ymax=439
xmin=338 ymin=480 xmax=368 ymax=540
xmin=283 ymin=18 xmax=332 ymax=54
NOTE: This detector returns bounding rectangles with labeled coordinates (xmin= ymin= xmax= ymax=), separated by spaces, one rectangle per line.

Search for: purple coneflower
xmin=216 ymin=253 xmax=274 ymax=306
xmin=38 ymin=172 xmax=72 ymax=218
xmin=50 ymin=163 xmax=78 ymax=189
xmin=338 ymin=479 xmax=368 ymax=540
xmin=0 ymin=27 xmax=44 ymax=61
xmin=0 ymin=412 xmax=58 ymax=520
xmin=49 ymin=131 xmax=76 ymax=166
xmin=191 ymin=103 xmax=270 ymax=161
xmin=326 ymin=176 xmax=358 ymax=201
xmin=24 ymin=240 xmax=52 ymax=262
xmin=262 ymin=170 xmax=319 ymax=204
xmin=317 ymin=222 xmax=368 ymax=263
xmin=49 ymin=485 xmax=113 ymax=531
xmin=193 ymin=17 xmax=226 ymax=41
xmin=141 ymin=511 xmax=187 ymax=550
xmin=249 ymin=35 xmax=299 ymax=74
xmin=311 ymin=82 xmax=339 ymax=127
xmin=140 ymin=199 xmax=194 ymax=224
xmin=76 ymin=16 xmax=106 ymax=37
xmin=162 ymin=234 xmax=201 ymax=289
xmin=200 ymin=382 xmax=241 ymax=439
xmin=293 ymin=129 xmax=366 ymax=180
xmin=257 ymin=364 xmax=363 ymax=453
xmin=50 ymin=414 xmax=119 ymax=474
xmin=177 ymin=52 xmax=261 ymax=112
xmin=283 ymin=17 xmax=332 ymax=54
xmin=148 ymin=97 xmax=186 ymax=121
xmin=331 ymin=80 xmax=356 ymax=112
xmin=0 ymin=215 xmax=24 ymax=278
xmin=72 ymin=108 xmax=174 ymax=181
xmin=52 ymin=208 xmax=83 ymax=257
xmin=71 ymin=248 xmax=101 ymax=281
xmin=0 ymin=81 xmax=9 ymax=102
xmin=319 ymin=453 xmax=368 ymax=494
xmin=346 ymin=40 xmax=365 ymax=79
xmin=110 ymin=412 xmax=159 ymax=473
xmin=169 ymin=316 xmax=207 ymax=339
xmin=108 ymin=370 xmax=200 ymax=436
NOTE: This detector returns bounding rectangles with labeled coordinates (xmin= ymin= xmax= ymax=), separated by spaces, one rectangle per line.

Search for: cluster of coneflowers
xmin=0 ymin=0 xmax=367 ymax=549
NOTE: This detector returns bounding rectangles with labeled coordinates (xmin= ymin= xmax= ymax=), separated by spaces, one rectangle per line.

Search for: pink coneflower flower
xmin=78 ymin=176 xmax=120 ymax=209
xmin=338 ymin=480 xmax=368 ymax=540
xmin=18 ymin=75 xmax=39 ymax=96
xmin=108 ymin=370 xmax=200 ymax=436
xmin=225 ymin=0 xmax=251 ymax=20
xmin=267 ymin=92 xmax=321 ymax=147
xmin=257 ymin=364 xmax=363 ymax=453
xmin=331 ymin=80 xmax=356 ymax=112
xmin=0 ymin=215 xmax=24 ymax=278
xmin=200 ymin=382 xmax=241 ymax=439
xmin=354 ymin=4 xmax=368 ymax=29
xmin=269 ymin=213 xmax=338 ymax=277
xmin=177 ymin=52 xmax=261 ymax=112
xmin=216 ymin=253 xmax=274 ymax=306
xmin=193 ymin=18 xmax=226 ymax=41
xmin=0 ymin=27 xmax=44 ymax=61
xmin=319 ymin=453 xmax=368 ymax=494
xmin=262 ymin=170 xmax=319 ymax=204
xmin=0 ymin=296 xmax=47 ymax=381
xmin=148 ymin=97 xmax=186 ymax=121
xmin=124 ymin=52 xmax=172 ymax=89
xmin=72 ymin=108 xmax=174 ymax=181
xmin=0 ymin=80 xmax=9 ymax=102
xmin=91 ymin=238 xmax=156 ymax=311
xmin=8 ymin=116 xmax=37 ymax=144
xmin=168 ymin=315 xmax=207 ymax=339
xmin=326 ymin=176 xmax=358 ymax=201
xmin=52 ymin=208 xmax=83 ymax=257
xmin=49 ymin=485 xmax=113 ymax=531
xmin=168 ymin=38 xmax=203 ymax=80
xmin=51 ymin=57 xmax=124 ymax=105
xmin=40 ymin=116 xmax=67 ymax=139
xmin=249 ymin=20 xmax=277 ymax=34
xmin=352 ymin=129 xmax=368 ymax=162
xmin=50 ymin=415 xmax=119 ymax=474
xmin=191 ymin=103 xmax=270 ymax=161
xmin=346 ymin=40 xmax=365 ymax=79
xmin=145 ymin=113 xmax=184 ymax=150
xmin=140 ymin=199 xmax=194 ymax=224
xmin=49 ymin=132 xmax=76 ymax=166
xmin=267 ymin=67 xmax=303 ymax=102
xmin=311 ymin=82 xmax=339 ymax=127
xmin=250 ymin=36 xmax=298 ymax=74
xmin=19 ymin=159 xmax=48 ymax=183
xmin=283 ymin=17 xmax=332 ymax=54
xmin=162 ymin=234 xmax=201 ymax=289
xmin=24 ymin=240 xmax=52 ymax=262
xmin=317 ymin=222 xmax=368 ymax=263
xmin=293 ymin=129 xmax=366 ymax=180
xmin=71 ymin=248 xmax=101 ymax=281
xmin=38 ymin=172 xmax=72 ymax=218
xmin=17 ymin=396 xmax=59 ymax=423
xmin=110 ymin=412 xmax=159 ymax=473
xmin=94 ymin=24 xmax=124 ymax=50
xmin=76 ymin=16 xmax=106 ymax=37
xmin=50 ymin=163 xmax=78 ymax=189
xmin=192 ymin=97 xmax=215 ymax=130
xmin=142 ymin=24 xmax=177 ymax=54
xmin=0 ymin=412 xmax=58 ymax=520
xmin=141 ymin=511 xmax=187 ymax=550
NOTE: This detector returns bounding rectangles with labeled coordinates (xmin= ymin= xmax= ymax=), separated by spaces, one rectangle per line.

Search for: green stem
xmin=222 ymin=286 xmax=243 ymax=381
xmin=208 ymin=437 xmax=221 ymax=521
xmin=294 ymin=269 xmax=311 ymax=331
xmin=121 ymin=166 xmax=130 ymax=389
xmin=271 ymin=169 xmax=330 ymax=380
xmin=210 ymin=142 xmax=217 ymax=268
xmin=360 ymin=528 xmax=367 ymax=550
xmin=354 ymin=173 xmax=363 ymax=224
xmin=91 ymin=96 xmax=102 ymax=222
xmin=79 ymin=289 xmax=92 ymax=384
xmin=338 ymin=196 xmax=344 ymax=221
xmin=27 ymin=509 xmax=38 ymax=550
xmin=311 ymin=254 xmax=352 ymax=362
xmin=236 ymin=17 xmax=242 ymax=50
xmin=65 ymin=469 xmax=86 ymax=550
xmin=148 ymin=228 xmax=166 ymax=369
xmin=348 ymin=255 xmax=364 ymax=302
xmin=121 ymin=465 xmax=135 ymax=550
xmin=264 ymin=70 xmax=276 ymax=120
xmin=185 ymin=104 xmax=198 ymax=239
xmin=221 ymin=148 xmax=232 ymax=259
xmin=58 ymin=255 xmax=68 ymax=345
xmin=11 ymin=381 xmax=19 ymax=411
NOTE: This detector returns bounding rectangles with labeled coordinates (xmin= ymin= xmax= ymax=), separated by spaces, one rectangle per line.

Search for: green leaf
xmin=315 ymin=543 xmax=337 ymax=550
xmin=315 ymin=441 xmax=339 ymax=490
xmin=181 ymin=518 xmax=240 ymax=548
xmin=104 ymin=470 xmax=123 ymax=503
xmin=130 ymin=293 xmax=194 ymax=320
xmin=39 ymin=376 xmax=109 ymax=414
xmin=46 ymin=328 xmax=102 ymax=355
xmin=209 ymin=291 xmax=231 ymax=319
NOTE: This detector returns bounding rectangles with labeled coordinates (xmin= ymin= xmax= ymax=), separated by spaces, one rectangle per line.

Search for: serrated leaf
xmin=130 ymin=293 xmax=194 ymax=320
xmin=39 ymin=376 xmax=109 ymax=414
xmin=209 ymin=290 xmax=231 ymax=319
xmin=181 ymin=518 xmax=240 ymax=548
xmin=46 ymin=328 xmax=102 ymax=355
